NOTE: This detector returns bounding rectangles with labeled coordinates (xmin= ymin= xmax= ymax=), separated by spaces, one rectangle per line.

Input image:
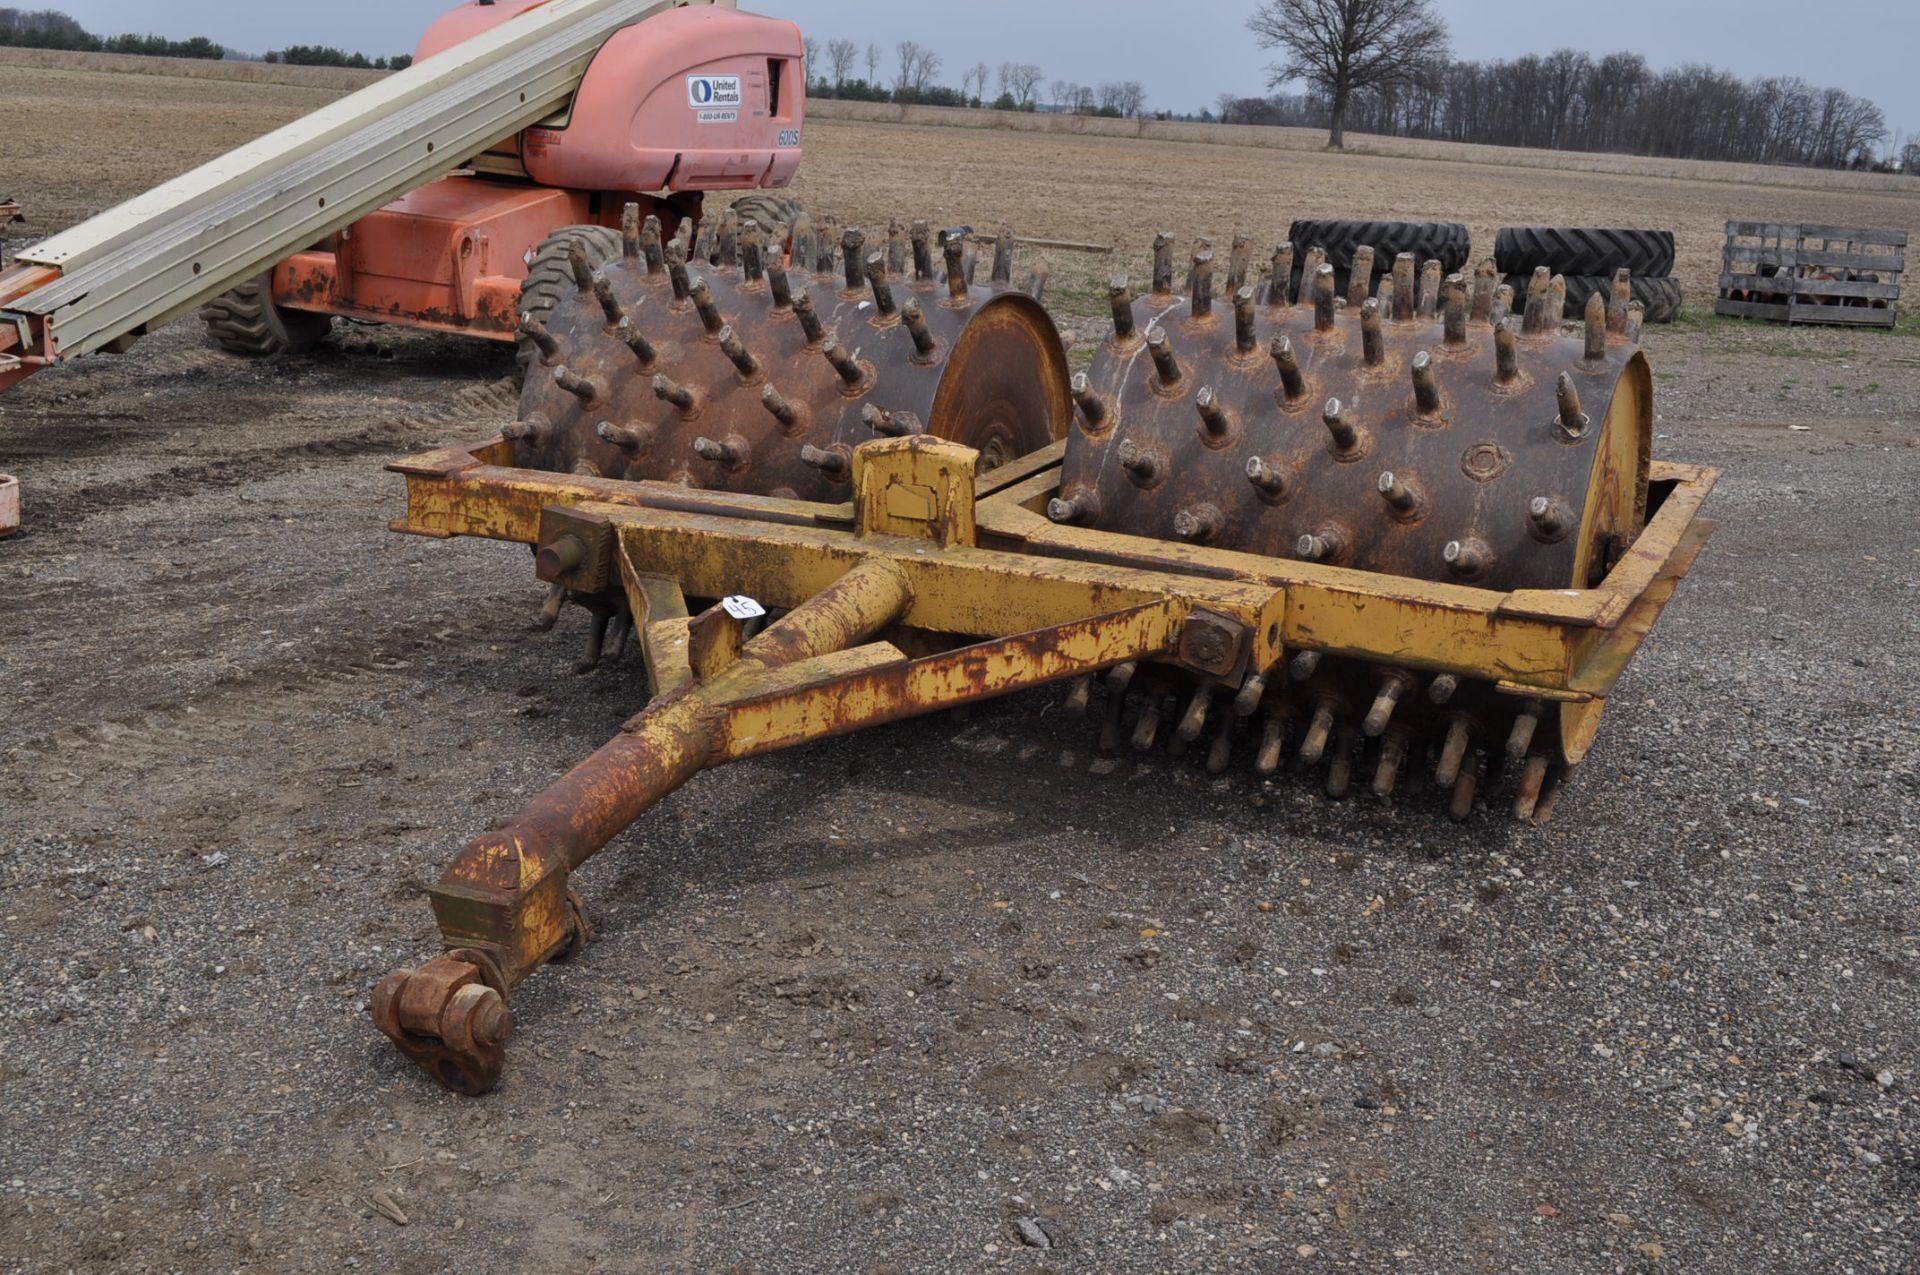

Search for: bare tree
xmin=1004 ymin=62 xmax=1045 ymax=109
xmin=826 ymin=38 xmax=858 ymax=88
xmin=1115 ymin=80 xmax=1148 ymax=118
xmin=968 ymin=61 xmax=992 ymax=103
xmin=894 ymin=41 xmax=942 ymax=96
xmin=801 ymin=36 xmax=821 ymax=91
xmin=865 ymin=42 xmax=882 ymax=84
xmin=1248 ymin=0 xmax=1449 ymax=148
xmin=1050 ymin=79 xmax=1071 ymax=110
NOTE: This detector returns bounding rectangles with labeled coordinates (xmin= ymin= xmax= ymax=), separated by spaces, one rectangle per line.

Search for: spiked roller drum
xmin=510 ymin=205 xmax=1069 ymax=502
xmin=1053 ymin=240 xmax=1658 ymax=819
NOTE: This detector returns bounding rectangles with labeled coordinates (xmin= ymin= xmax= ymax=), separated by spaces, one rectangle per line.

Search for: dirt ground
xmin=2 ymin=61 xmax=1918 ymax=1275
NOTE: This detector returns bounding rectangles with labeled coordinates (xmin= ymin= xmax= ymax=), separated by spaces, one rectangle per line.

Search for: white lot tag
xmin=721 ymin=596 xmax=766 ymax=621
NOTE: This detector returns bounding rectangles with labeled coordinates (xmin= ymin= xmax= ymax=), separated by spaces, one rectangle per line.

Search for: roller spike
xmin=1547 ymin=274 xmax=1568 ymax=327
xmin=1489 ymin=283 xmax=1513 ymax=329
xmin=1176 ymin=688 xmax=1213 ymax=743
xmin=621 ymin=203 xmax=642 ymax=260
xmin=516 ymin=315 xmax=559 ymax=362
xmin=553 ymin=365 xmax=601 ymax=406
xmin=1195 ymin=386 xmax=1232 ymax=441
xmin=1300 ymin=246 xmax=1328 ymax=286
xmin=1625 ymin=302 xmax=1645 ymax=343
xmin=614 ymin=317 xmax=656 ymax=368
xmin=1494 ymin=318 xmax=1520 ymax=385
xmin=1528 ymin=495 xmax=1573 ymax=543
xmin=790 ymin=214 xmax=815 ymax=272
xmin=867 ymin=254 xmax=898 ymax=316
xmin=1296 ymin=524 xmax=1346 ymax=564
xmin=1233 ymin=286 xmax=1258 ymax=355
xmin=1418 ymin=259 xmax=1443 ymax=318
xmin=1326 ymin=731 xmax=1358 ymax=799
xmin=576 ymin=606 xmax=610 ymax=674
xmin=1471 ymin=259 xmax=1497 ymax=322
xmin=823 ymin=338 xmax=865 ymax=388
xmin=1363 ymin=672 xmax=1413 ymax=737
xmin=1321 ymin=398 xmax=1361 ymax=455
xmin=1347 ymin=245 xmax=1376 ymax=308
xmin=667 ymin=244 xmax=692 ymax=303
xmin=641 ymin=215 xmax=665 ymax=273
xmin=1532 ymin=763 xmax=1575 ymax=825
xmin=1377 ymin=470 xmax=1423 ymax=517
xmin=1391 ymin=253 xmax=1416 ymax=322
xmin=964 ymin=245 xmax=979 ymax=285
xmin=1227 ymin=233 xmax=1253 ymax=292
xmin=1299 ymin=703 xmax=1335 ymax=765
xmin=1609 ymin=269 xmax=1632 ymax=335
xmin=741 ymin=225 xmax=765 ymax=282
xmin=1233 ymin=672 xmax=1270 ymax=718
xmin=1444 ymin=274 xmax=1468 ymax=346
xmin=1584 ymin=292 xmax=1608 ymax=360
xmin=1555 ymin=372 xmax=1589 ymax=438
xmin=1132 ymin=697 xmax=1165 ymax=751
xmin=1152 ymin=231 xmax=1177 ymax=299
xmin=1097 ymin=690 xmax=1125 ymax=752
xmin=1505 ymin=700 xmax=1543 ymax=760
xmin=842 ymin=229 xmax=867 ymax=293
xmin=689 ymin=277 xmax=725 ymax=335
xmin=888 ymin=220 xmax=909 ymax=276
xmin=1247 ymin=456 xmax=1294 ymax=503
xmin=992 ymin=226 xmax=1015 ymax=287
xmin=1270 ymin=335 xmax=1307 ymax=403
xmin=1173 ymin=503 xmax=1223 ymax=544
xmin=1289 ymin=650 xmax=1322 ymax=681
xmin=1071 ymin=373 xmax=1110 ymax=431
xmin=943 ymin=237 xmax=969 ymax=302
xmin=1106 ymin=662 xmax=1138 ymax=696
xmin=1255 ymin=714 xmax=1288 ymax=775
xmin=597 ymin=420 xmax=654 ymax=454
xmin=1374 ymin=272 xmax=1396 ymax=319
xmin=652 ymin=372 xmax=698 ymax=414
xmin=1311 ymin=263 xmax=1337 ymax=331
xmin=1411 ymin=350 xmax=1441 ymax=415
xmin=1443 ymin=537 xmax=1493 ymax=581
xmin=900 ymin=300 xmax=937 ymax=359
xmin=567 ymin=243 xmax=595 ymax=292
xmin=1108 ymin=275 xmax=1137 ymax=341
xmin=761 ymin=383 xmax=808 ymax=434
xmin=501 ymin=412 xmax=554 ymax=446
xmin=716 ymin=210 xmax=739 ymax=268
xmin=692 ymin=217 xmax=716 ymax=264
xmin=767 ymin=258 xmax=794 ymax=310
xmin=715 ymin=326 xmax=759 ymax=379
xmin=1360 ymin=298 xmax=1385 ymax=365
xmin=1023 ymin=263 xmax=1050 ymax=302
xmin=911 ymin=220 xmax=933 ymax=281
xmin=1448 ymin=753 xmax=1483 ymax=822
xmin=813 ymin=220 xmax=837 ymax=277
xmin=1190 ymin=251 xmax=1215 ymax=319
xmin=536 ymin=581 xmax=567 ymax=632
xmin=1146 ymin=326 xmax=1182 ymax=387
xmin=693 ymin=434 xmax=749 ymax=468
xmin=799 ymin=443 xmax=851 ymax=480
xmin=1267 ymin=242 xmax=1295 ymax=307
xmin=1047 ymin=490 xmax=1101 ymax=526
xmin=1063 ymin=674 xmax=1094 ymax=718
xmin=1428 ymin=674 xmax=1460 ymax=705
xmin=791 ymin=292 xmax=825 ymax=344
xmin=1372 ymin=732 xmax=1409 ymax=798
xmin=1523 ymin=268 xmax=1553 ymax=334
xmin=1207 ymin=726 xmax=1235 ymax=775
xmin=1117 ymin=439 xmax=1163 ymax=488
xmin=862 ymin=403 xmax=923 ymax=437
xmin=1512 ymin=753 xmax=1551 ymax=821
xmin=1436 ymin=715 xmax=1471 ymax=786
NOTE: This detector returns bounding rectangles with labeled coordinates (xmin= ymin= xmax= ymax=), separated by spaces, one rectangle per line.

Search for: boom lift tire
xmin=201 ymin=275 xmax=334 ymax=359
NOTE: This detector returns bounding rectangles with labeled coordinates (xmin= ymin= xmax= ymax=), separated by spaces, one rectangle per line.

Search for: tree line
xmin=264 ymin=46 xmax=413 ymax=72
xmin=801 ymin=37 xmax=1152 ymax=119
xmin=0 ymin=8 xmax=222 ymax=59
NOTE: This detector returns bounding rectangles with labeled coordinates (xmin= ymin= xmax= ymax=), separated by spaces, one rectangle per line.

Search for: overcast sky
xmin=49 ymin=0 xmax=1920 ymax=145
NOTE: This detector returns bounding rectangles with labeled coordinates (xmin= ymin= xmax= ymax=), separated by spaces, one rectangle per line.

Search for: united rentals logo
xmin=686 ymin=74 xmax=743 ymax=118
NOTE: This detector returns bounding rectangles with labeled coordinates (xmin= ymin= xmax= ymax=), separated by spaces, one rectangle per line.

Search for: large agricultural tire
xmin=1287 ymin=218 xmax=1470 ymax=296
xmin=727 ymin=193 xmax=806 ymax=245
xmin=516 ymin=224 xmax=623 ymax=382
xmin=1495 ymin=227 xmax=1676 ymax=279
xmin=201 ymin=275 xmax=333 ymax=358
xmin=1507 ymin=273 xmax=1684 ymax=325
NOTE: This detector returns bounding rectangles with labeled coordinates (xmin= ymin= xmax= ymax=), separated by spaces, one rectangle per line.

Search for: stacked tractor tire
xmin=1494 ymin=227 xmax=1681 ymax=324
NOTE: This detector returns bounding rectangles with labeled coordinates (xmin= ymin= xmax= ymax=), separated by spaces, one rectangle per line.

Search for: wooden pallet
xmin=1715 ymin=221 xmax=1904 ymax=327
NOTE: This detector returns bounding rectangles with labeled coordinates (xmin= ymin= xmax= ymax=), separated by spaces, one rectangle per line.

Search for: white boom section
xmin=16 ymin=0 xmax=733 ymax=359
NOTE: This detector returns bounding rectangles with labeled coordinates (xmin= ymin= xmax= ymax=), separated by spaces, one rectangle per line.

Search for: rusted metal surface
xmin=509 ymin=209 xmax=1070 ymax=503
